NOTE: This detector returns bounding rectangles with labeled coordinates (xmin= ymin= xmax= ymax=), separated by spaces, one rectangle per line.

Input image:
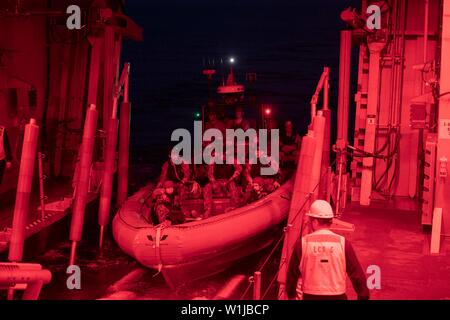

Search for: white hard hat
xmin=306 ymin=200 xmax=334 ymax=219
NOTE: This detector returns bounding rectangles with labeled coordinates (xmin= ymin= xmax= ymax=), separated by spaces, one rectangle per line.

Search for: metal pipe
xmin=310 ymin=103 xmax=316 ymax=125
xmin=8 ymin=119 xmax=39 ymax=262
xmin=360 ymin=41 xmax=385 ymax=206
xmin=103 ymin=26 xmax=116 ymax=133
xmin=424 ymin=0 xmax=430 ymax=65
xmin=319 ymin=108 xmax=331 ymax=200
xmin=323 ymin=67 xmax=330 ymax=111
xmin=335 ymin=159 xmax=343 ymax=216
xmin=124 ymin=63 xmax=130 ymax=103
xmin=98 ymin=99 xmax=119 ymax=248
xmin=38 ymin=152 xmax=46 ymax=219
xmin=0 ymin=263 xmax=52 ymax=300
xmin=69 ymin=105 xmax=98 ymax=265
xmin=117 ymin=101 xmax=131 ymax=206
xmin=278 ymin=132 xmax=316 ymax=298
xmin=69 ymin=241 xmax=77 ymax=267
xmin=253 ymin=271 xmax=262 ymax=300
xmin=336 ymin=30 xmax=352 ymax=152
xmin=311 ymin=112 xmax=326 ymax=199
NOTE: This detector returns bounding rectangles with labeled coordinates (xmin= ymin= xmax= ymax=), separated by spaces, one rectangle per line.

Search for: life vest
xmin=299 ymin=229 xmax=346 ymax=296
xmin=0 ymin=126 xmax=5 ymax=161
xmin=281 ymin=132 xmax=298 ymax=146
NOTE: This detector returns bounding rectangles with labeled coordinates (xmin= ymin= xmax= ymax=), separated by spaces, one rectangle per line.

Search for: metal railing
xmin=0 ymin=263 xmax=52 ymax=300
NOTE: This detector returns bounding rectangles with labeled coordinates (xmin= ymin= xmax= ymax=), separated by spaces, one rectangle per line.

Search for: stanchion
xmin=38 ymin=152 xmax=46 ymax=219
xmin=117 ymin=101 xmax=130 ymax=205
xmin=98 ymin=111 xmax=119 ymax=249
xmin=253 ymin=271 xmax=262 ymax=300
xmin=8 ymin=119 xmax=40 ymax=262
xmin=69 ymin=105 xmax=98 ymax=266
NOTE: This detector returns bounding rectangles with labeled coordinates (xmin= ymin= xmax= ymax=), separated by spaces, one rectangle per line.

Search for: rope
xmin=262 ymin=269 xmax=280 ymax=300
xmin=239 ymin=280 xmax=253 ymax=300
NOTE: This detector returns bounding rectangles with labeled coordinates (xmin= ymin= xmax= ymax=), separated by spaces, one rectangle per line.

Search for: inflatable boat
xmin=112 ymin=179 xmax=293 ymax=287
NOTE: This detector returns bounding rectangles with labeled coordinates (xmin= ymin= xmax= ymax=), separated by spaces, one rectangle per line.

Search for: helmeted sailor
xmin=286 ymin=200 xmax=369 ymax=300
xmin=0 ymin=125 xmax=13 ymax=184
xmin=203 ymin=154 xmax=242 ymax=218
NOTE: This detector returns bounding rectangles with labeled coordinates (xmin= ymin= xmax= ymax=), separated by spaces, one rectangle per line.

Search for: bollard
xmin=253 ymin=271 xmax=262 ymax=300
xmin=8 ymin=119 xmax=39 ymax=262
xmin=117 ymin=101 xmax=131 ymax=206
xmin=98 ymin=115 xmax=119 ymax=249
xmin=69 ymin=105 xmax=98 ymax=265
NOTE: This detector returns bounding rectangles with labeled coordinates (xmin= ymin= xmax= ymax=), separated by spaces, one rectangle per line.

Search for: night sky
xmin=122 ymin=0 xmax=360 ymax=163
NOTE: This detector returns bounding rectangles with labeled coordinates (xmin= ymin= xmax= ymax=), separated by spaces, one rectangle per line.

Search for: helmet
xmin=306 ymin=200 xmax=334 ymax=219
xmin=163 ymin=180 xmax=175 ymax=189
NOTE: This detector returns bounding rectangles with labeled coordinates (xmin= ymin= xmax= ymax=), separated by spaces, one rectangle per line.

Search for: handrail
xmin=310 ymin=67 xmax=330 ymax=122
xmin=0 ymin=263 xmax=52 ymax=300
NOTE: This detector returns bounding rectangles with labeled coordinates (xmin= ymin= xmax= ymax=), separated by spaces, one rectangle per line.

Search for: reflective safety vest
xmin=0 ymin=126 xmax=5 ymax=161
xmin=299 ymin=229 xmax=346 ymax=295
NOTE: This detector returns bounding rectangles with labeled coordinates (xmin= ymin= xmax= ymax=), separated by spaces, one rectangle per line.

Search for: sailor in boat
xmin=151 ymin=180 xmax=185 ymax=226
xmin=243 ymin=177 xmax=268 ymax=204
xmin=226 ymin=106 xmax=251 ymax=131
xmin=280 ymin=120 xmax=302 ymax=167
xmin=242 ymin=151 xmax=281 ymax=205
xmin=203 ymin=154 xmax=243 ymax=218
xmin=157 ymin=149 xmax=191 ymax=188
xmin=205 ymin=110 xmax=226 ymax=135
xmin=156 ymin=148 xmax=192 ymax=215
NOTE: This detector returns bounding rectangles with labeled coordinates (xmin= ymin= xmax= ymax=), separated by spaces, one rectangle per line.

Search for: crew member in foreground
xmin=286 ymin=200 xmax=370 ymax=300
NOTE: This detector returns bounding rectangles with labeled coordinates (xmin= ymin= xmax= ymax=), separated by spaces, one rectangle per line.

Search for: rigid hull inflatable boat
xmin=112 ymin=179 xmax=293 ymax=287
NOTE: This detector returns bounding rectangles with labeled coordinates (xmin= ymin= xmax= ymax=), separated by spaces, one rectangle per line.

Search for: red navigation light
xmin=265 ymin=108 xmax=272 ymax=116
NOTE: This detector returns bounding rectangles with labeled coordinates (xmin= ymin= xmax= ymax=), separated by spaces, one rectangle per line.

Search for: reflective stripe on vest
xmin=299 ymin=229 xmax=346 ymax=295
xmin=0 ymin=126 xmax=5 ymax=161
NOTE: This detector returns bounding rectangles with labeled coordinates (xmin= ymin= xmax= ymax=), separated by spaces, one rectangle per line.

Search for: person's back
xmin=286 ymin=200 xmax=369 ymax=300
xmin=300 ymin=229 xmax=346 ymax=297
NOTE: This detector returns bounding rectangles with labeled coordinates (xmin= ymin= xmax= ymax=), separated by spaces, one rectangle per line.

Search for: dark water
xmin=123 ymin=0 xmax=359 ymax=167
xmin=40 ymin=1 xmax=361 ymax=299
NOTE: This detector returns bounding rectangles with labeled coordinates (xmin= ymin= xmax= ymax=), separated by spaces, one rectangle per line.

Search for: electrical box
xmin=421 ymin=134 xmax=437 ymax=226
xmin=410 ymin=103 xmax=428 ymax=129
